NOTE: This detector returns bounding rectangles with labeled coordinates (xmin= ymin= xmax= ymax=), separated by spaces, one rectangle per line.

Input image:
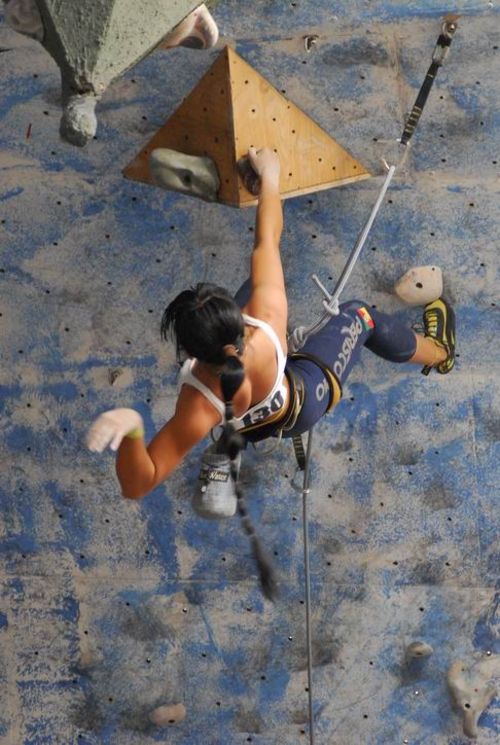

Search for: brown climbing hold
xmin=149 ymin=702 xmax=187 ymax=726
xmin=406 ymin=641 xmax=434 ymax=659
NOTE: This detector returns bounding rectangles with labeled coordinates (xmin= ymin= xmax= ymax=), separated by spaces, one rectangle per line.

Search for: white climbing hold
xmin=161 ymin=4 xmax=218 ymax=50
xmin=447 ymin=659 xmax=498 ymax=739
xmin=394 ymin=265 xmax=443 ymax=306
xmin=149 ymin=702 xmax=187 ymax=726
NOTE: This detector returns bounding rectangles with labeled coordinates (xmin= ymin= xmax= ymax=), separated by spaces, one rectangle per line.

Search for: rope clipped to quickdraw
xmin=288 ymin=17 xmax=459 ymax=745
xmin=288 ymin=14 xmax=460 ymax=356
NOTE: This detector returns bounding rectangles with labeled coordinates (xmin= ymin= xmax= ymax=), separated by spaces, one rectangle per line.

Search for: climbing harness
xmin=290 ymin=16 xmax=459 ymax=745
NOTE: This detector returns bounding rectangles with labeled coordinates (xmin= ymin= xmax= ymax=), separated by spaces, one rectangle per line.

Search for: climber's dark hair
xmin=220 ymin=355 xmax=278 ymax=602
xmin=161 ymin=283 xmax=244 ymax=364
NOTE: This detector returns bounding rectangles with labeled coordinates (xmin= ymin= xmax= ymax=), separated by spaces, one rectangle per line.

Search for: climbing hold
xmin=395 ymin=265 xmax=443 ymax=306
xmin=237 ymin=156 xmax=260 ymax=197
xmin=108 ymin=368 xmax=123 ymax=386
xmin=447 ymin=659 xmax=498 ymax=739
xmin=159 ymin=3 xmax=218 ymax=50
xmin=59 ymin=94 xmax=99 ymax=147
xmin=149 ymin=702 xmax=186 ymax=726
xmin=124 ymin=46 xmax=371 ymax=207
xmin=3 ymin=0 xmax=44 ymax=41
xmin=406 ymin=641 xmax=433 ymax=659
xmin=149 ymin=148 xmax=220 ymax=202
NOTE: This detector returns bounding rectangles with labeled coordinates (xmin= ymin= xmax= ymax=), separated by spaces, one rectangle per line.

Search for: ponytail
xmin=220 ymin=355 xmax=278 ymax=602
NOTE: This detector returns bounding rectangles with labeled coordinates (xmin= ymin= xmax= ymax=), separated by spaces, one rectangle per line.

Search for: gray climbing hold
xmin=237 ymin=156 xmax=260 ymax=196
xmin=149 ymin=148 xmax=220 ymax=202
xmin=59 ymin=94 xmax=98 ymax=147
xmin=149 ymin=702 xmax=186 ymax=726
xmin=447 ymin=659 xmax=498 ymax=739
xmin=406 ymin=641 xmax=434 ymax=659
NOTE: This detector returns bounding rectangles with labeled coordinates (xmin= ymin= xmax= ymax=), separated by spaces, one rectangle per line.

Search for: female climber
xmin=87 ymin=147 xmax=455 ymax=597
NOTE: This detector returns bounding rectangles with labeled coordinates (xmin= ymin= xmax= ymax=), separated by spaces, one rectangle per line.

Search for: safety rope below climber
xmin=294 ymin=15 xmax=459 ymax=745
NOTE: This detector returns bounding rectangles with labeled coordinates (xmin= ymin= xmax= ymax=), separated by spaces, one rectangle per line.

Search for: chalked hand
xmin=248 ymin=146 xmax=280 ymax=185
xmin=86 ymin=408 xmax=144 ymax=452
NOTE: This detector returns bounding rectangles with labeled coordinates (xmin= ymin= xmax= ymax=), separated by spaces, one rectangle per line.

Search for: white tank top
xmin=177 ymin=314 xmax=288 ymax=429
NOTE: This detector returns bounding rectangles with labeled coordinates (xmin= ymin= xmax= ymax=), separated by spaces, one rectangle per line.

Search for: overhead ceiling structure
xmin=10 ymin=0 xmax=202 ymax=145
xmin=124 ymin=46 xmax=371 ymax=206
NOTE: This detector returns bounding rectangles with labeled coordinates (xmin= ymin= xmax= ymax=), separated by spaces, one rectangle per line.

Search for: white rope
xmin=289 ymin=161 xmax=398 ymax=354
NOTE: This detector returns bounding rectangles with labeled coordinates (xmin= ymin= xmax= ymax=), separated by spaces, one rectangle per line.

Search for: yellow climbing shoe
xmin=421 ymin=298 xmax=456 ymax=375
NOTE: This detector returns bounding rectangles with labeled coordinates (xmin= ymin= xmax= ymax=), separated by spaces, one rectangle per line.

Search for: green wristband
xmin=125 ymin=427 xmax=145 ymax=440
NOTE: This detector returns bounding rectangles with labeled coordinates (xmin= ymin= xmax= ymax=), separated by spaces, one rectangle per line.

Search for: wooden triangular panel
xmin=226 ymin=47 xmax=371 ymax=205
xmin=124 ymin=48 xmax=238 ymax=204
xmin=124 ymin=46 xmax=371 ymax=207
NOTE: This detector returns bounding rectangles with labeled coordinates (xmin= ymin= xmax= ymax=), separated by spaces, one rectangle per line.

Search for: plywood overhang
xmin=124 ymin=46 xmax=371 ymax=206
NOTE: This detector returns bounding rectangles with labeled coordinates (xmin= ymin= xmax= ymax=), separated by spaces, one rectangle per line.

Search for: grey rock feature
xmin=59 ymin=94 xmax=99 ymax=147
xmin=5 ymin=0 xmax=200 ymax=145
xmin=150 ymin=148 xmax=221 ymax=203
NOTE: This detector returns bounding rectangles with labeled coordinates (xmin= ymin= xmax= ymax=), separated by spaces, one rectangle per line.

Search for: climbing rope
xmin=288 ymin=14 xmax=459 ymax=356
xmin=292 ymin=16 xmax=459 ymax=744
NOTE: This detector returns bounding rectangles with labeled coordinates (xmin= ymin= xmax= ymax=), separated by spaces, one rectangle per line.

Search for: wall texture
xmin=0 ymin=1 xmax=498 ymax=744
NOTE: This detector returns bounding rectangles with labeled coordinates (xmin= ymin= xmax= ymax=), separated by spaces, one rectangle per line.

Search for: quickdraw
xmin=291 ymin=17 xmax=459 ymax=745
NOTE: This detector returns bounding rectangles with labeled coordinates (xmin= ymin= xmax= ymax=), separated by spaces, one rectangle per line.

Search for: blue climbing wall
xmin=0 ymin=1 xmax=498 ymax=743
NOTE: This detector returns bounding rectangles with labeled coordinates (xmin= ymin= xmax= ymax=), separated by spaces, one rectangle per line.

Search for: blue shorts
xmin=233 ymin=282 xmax=417 ymax=438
